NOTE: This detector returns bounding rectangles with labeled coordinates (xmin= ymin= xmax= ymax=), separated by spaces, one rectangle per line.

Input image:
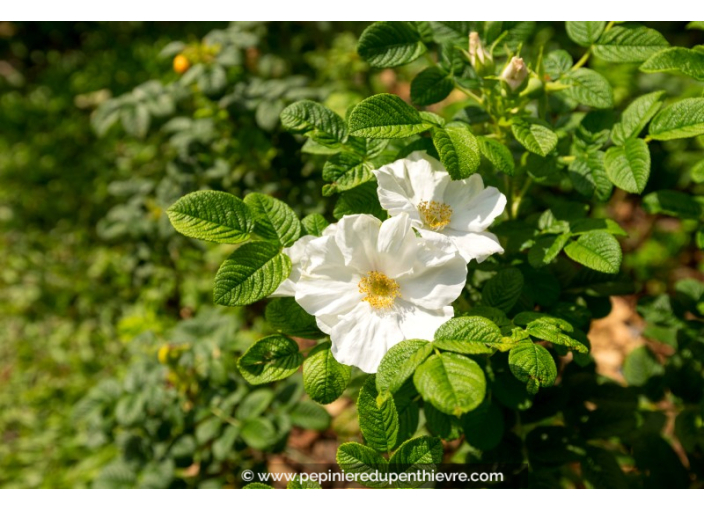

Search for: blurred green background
xmin=1 ymin=21 xmax=702 ymax=488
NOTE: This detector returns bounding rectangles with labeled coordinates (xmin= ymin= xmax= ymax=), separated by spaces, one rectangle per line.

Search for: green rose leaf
xmin=303 ymin=341 xmax=352 ymax=404
xmin=286 ymin=475 xmax=322 ymax=489
xmin=508 ymin=342 xmax=558 ymax=394
xmin=376 ymin=340 xmax=433 ymax=396
xmin=566 ymin=21 xmax=606 ymax=47
xmin=593 ymin=24 xmax=670 ymax=63
xmin=167 ymin=190 xmax=253 ymax=244
xmin=413 ymin=352 xmax=486 ymax=416
xmin=358 ymin=376 xmax=399 ymax=453
xmin=433 ymin=316 xmax=503 ymax=355
xmin=641 ymin=47 xmax=704 ymax=81
xmin=348 ymin=93 xmax=432 ymax=139
xmin=336 ymin=442 xmax=389 ymax=488
xmin=411 ymin=67 xmax=455 ymax=106
xmin=611 ymin=91 xmax=665 ymax=145
xmin=482 ymin=267 xmax=525 ymax=312
xmin=604 ymin=138 xmax=651 ymax=193
xmin=478 ymin=136 xmax=515 ymax=176
xmin=237 ymin=334 xmax=303 ymax=385
xmin=388 ymin=436 xmax=443 ymax=489
xmin=265 ymin=298 xmax=324 ymax=339
xmin=214 ymin=241 xmax=291 ymax=306
xmin=357 ymin=21 xmax=426 ymax=68
xmin=564 ymin=231 xmax=623 ymax=274
xmin=649 ymin=98 xmax=704 ymax=140
xmin=569 ymin=151 xmax=613 ymax=202
xmin=560 ymin=68 xmax=614 ymax=109
xmin=280 ymin=100 xmax=348 ymax=148
xmin=301 ymin=213 xmax=329 ymax=236
xmin=526 ymin=316 xmax=589 ymax=354
xmin=289 ymin=401 xmax=332 ymax=431
xmin=642 ymin=190 xmax=702 ymax=219
xmin=244 ymin=193 xmax=301 ymax=247
xmin=511 ymin=117 xmax=558 ymax=156
xmin=432 ymin=123 xmax=481 ymax=179
xmin=322 ymin=151 xmax=374 ymax=195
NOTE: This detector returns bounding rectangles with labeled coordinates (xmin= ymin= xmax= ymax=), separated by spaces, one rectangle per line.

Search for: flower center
xmin=358 ymin=271 xmax=401 ymax=310
xmin=418 ymin=200 xmax=453 ymax=231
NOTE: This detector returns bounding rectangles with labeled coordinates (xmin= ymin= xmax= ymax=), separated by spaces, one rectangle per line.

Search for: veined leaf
xmin=348 ymin=94 xmax=432 ymax=139
xmin=237 ymin=335 xmax=303 ymax=385
xmin=642 ymin=190 xmax=702 ymax=219
xmin=566 ymin=21 xmax=606 ymax=47
xmin=303 ymin=342 xmax=351 ymax=405
xmin=265 ymin=298 xmax=324 ymax=339
xmin=564 ymin=231 xmax=622 ymax=274
xmin=244 ymin=193 xmax=301 ymax=247
xmin=431 ymin=124 xmax=481 ymax=180
xmin=560 ymin=68 xmax=614 ymax=109
xmin=388 ymin=436 xmax=443 ymax=489
xmin=358 ymin=376 xmax=399 ymax=453
xmin=649 ymin=98 xmax=704 ymax=140
xmin=640 ymin=47 xmax=704 ymax=81
xmin=433 ymin=316 xmax=503 ymax=354
xmin=569 ymin=151 xmax=613 ymax=202
xmin=413 ymin=352 xmax=486 ymax=416
xmin=322 ymin=151 xmax=374 ymax=195
xmin=526 ymin=317 xmax=589 ymax=353
xmin=482 ymin=267 xmax=525 ymax=312
xmin=508 ymin=342 xmax=557 ymax=394
xmin=411 ymin=67 xmax=455 ymax=106
xmin=167 ymin=190 xmax=253 ymax=244
xmin=214 ymin=241 xmax=291 ymax=306
xmin=612 ymin=91 xmax=665 ymax=144
xmin=336 ymin=442 xmax=389 ymax=488
xmin=357 ymin=21 xmax=426 ymax=68
xmin=593 ymin=24 xmax=670 ymax=63
xmin=511 ymin=118 xmax=558 ymax=156
xmin=376 ymin=340 xmax=433 ymax=396
xmin=301 ymin=213 xmax=329 ymax=237
xmin=280 ymin=100 xmax=348 ymax=148
xmin=605 ymin=138 xmax=651 ymax=193
xmin=478 ymin=136 xmax=515 ymax=175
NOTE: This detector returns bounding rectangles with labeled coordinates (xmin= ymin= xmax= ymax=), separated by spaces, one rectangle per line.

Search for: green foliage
xmin=413 ymin=353 xmax=487 ymax=416
xmin=303 ymin=342 xmax=351 ymax=404
xmin=348 ymin=93 xmax=432 ymax=138
xmin=432 ymin=123 xmax=481 ymax=179
xmin=564 ymin=232 xmax=623 ymax=274
xmin=357 ymin=21 xmax=426 ymax=68
xmin=592 ymin=24 xmax=670 ymax=63
xmin=167 ymin=191 xmax=254 ymax=244
xmin=237 ymin=335 xmax=303 ymax=385
xmin=649 ymin=98 xmax=704 ymax=140
xmin=6 ymin=20 xmax=704 ymax=490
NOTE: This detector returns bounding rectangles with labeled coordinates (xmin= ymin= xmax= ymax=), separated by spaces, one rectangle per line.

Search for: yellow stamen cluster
xmin=418 ymin=200 xmax=453 ymax=231
xmin=358 ymin=271 xmax=401 ymax=310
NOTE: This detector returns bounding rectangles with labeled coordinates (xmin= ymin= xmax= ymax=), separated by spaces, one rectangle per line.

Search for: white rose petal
xmin=373 ymin=151 xmax=507 ymax=263
xmin=293 ymin=212 xmax=467 ymax=373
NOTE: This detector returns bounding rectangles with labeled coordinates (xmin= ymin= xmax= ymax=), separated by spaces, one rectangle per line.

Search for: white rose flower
xmin=293 ymin=213 xmax=467 ymax=373
xmin=373 ymin=151 xmax=507 ymax=263
xmin=271 ymin=223 xmax=338 ymax=298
